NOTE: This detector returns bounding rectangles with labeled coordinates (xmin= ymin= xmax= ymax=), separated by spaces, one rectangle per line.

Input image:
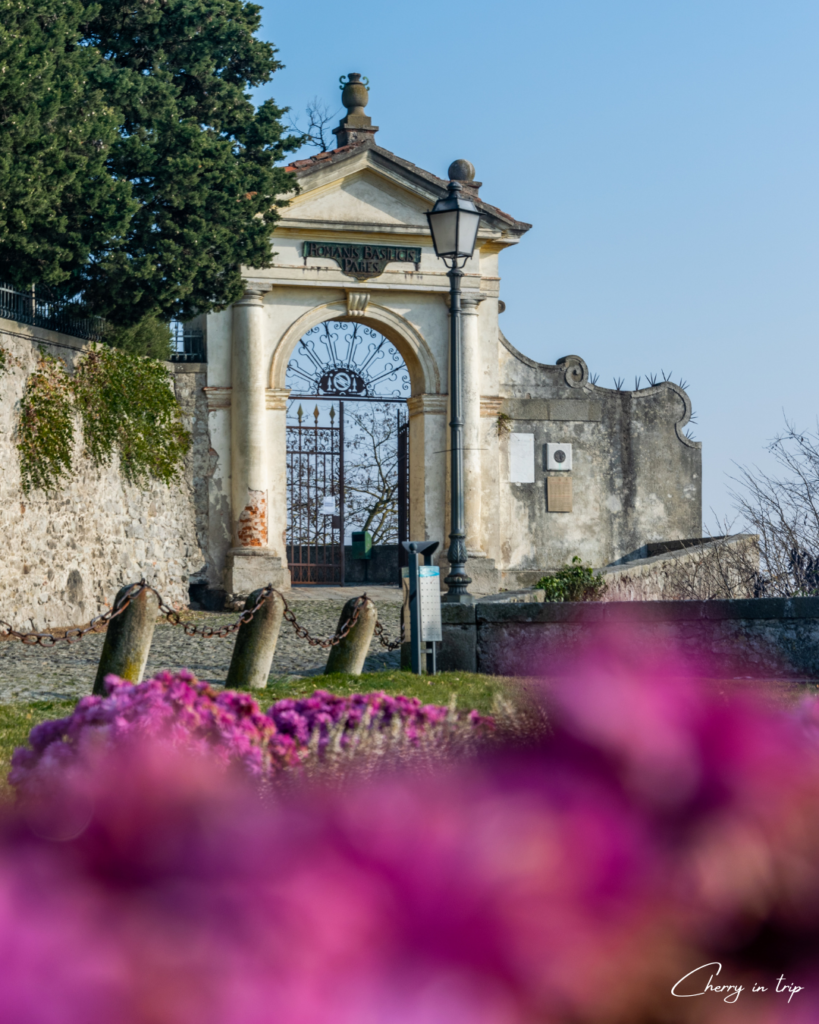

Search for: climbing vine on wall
xmin=0 ymin=342 xmax=20 ymax=387
xmin=17 ymin=346 xmax=190 ymax=493
xmin=72 ymin=346 xmax=190 ymax=485
xmin=17 ymin=355 xmax=75 ymax=492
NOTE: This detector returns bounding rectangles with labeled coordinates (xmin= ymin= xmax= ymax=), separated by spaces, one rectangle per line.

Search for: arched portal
xmin=269 ymin=300 xmax=440 ymax=397
xmin=284 ymin=320 xmax=410 ymax=584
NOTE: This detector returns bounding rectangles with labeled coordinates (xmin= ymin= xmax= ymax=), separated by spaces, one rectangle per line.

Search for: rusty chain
xmin=280 ymin=594 xmax=365 ymax=649
xmin=374 ymin=616 xmax=405 ymax=651
xmin=0 ymin=584 xmax=143 ymax=648
xmin=154 ymin=583 xmax=276 ymax=639
xmin=0 ymin=581 xmax=399 ymax=652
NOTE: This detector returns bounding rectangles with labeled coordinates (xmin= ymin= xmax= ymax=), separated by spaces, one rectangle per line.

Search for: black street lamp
xmin=426 ymin=170 xmax=482 ymax=603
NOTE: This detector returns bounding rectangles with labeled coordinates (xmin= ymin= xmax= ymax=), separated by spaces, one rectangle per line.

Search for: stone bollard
xmin=93 ymin=584 xmax=160 ymax=694
xmin=324 ymin=596 xmax=377 ymax=676
xmin=225 ymin=588 xmax=285 ymax=691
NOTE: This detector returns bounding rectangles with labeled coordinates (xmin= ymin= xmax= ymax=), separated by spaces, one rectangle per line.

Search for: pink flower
xmin=3 ymin=648 xmax=819 ymax=1022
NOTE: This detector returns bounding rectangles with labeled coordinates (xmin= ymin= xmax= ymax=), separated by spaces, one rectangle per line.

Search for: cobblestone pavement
xmin=0 ymin=587 xmax=404 ymax=704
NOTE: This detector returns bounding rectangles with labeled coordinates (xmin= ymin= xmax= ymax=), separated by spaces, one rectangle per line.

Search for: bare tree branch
xmin=727 ymin=420 xmax=819 ymax=596
xmin=344 ymin=404 xmax=401 ymax=544
xmin=286 ymin=97 xmax=340 ymax=153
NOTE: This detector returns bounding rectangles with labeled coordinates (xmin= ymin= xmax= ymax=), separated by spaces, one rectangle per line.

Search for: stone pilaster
xmin=406 ymin=394 xmax=448 ymax=546
xmin=227 ymin=284 xmax=288 ymax=593
xmin=461 ymin=294 xmax=485 ymax=556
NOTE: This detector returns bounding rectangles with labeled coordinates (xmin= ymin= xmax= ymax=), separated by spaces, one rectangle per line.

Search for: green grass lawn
xmin=265 ymin=669 xmax=531 ymax=716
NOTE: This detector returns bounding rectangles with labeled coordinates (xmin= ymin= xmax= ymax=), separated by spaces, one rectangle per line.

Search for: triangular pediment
xmin=279 ymin=143 xmax=531 ymax=241
xmin=285 ymin=165 xmax=433 ymax=232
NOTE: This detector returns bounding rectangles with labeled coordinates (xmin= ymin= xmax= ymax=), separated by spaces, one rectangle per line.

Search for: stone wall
xmin=598 ymin=534 xmax=760 ymax=600
xmin=0 ymin=317 xmax=203 ymax=630
xmin=344 ymin=543 xmax=401 ymax=585
xmin=440 ymin=594 xmax=819 ymax=679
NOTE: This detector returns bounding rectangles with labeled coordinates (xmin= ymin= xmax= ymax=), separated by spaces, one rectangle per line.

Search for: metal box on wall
xmin=546 ymin=442 xmax=573 ymax=471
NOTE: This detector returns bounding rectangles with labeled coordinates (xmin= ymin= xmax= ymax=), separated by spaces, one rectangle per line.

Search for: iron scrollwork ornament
xmin=286 ymin=321 xmax=410 ymax=400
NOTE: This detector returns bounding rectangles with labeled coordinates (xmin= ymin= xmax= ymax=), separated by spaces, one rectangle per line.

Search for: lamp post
xmin=426 ymin=175 xmax=482 ymax=603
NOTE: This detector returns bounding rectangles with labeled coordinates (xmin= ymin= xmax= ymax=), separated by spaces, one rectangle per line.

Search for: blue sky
xmin=252 ymin=0 xmax=819 ymax=528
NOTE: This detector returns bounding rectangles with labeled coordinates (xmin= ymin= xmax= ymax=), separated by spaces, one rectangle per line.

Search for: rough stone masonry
xmin=0 ymin=317 xmax=206 ymax=631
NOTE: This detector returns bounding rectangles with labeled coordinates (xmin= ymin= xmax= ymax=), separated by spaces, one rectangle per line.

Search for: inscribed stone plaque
xmin=547 ymin=476 xmax=573 ymax=513
xmin=303 ymin=241 xmax=421 ymax=280
xmin=509 ymin=433 xmax=535 ymax=483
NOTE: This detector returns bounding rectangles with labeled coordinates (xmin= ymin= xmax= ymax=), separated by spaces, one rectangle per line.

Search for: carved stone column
xmin=265 ymin=386 xmax=291 ymax=572
xmin=226 ymin=284 xmax=288 ymax=594
xmin=460 ymin=294 xmax=485 ymax=556
xmin=407 ymin=393 xmax=448 ymax=547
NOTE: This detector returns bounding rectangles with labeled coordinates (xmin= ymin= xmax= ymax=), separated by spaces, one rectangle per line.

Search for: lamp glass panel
xmin=429 ymin=208 xmax=459 ymax=257
xmin=456 ymin=209 xmax=481 ymax=257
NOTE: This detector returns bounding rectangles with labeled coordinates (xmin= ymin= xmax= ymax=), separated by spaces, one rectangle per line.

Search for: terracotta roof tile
xmin=285 ymin=145 xmax=356 ymax=173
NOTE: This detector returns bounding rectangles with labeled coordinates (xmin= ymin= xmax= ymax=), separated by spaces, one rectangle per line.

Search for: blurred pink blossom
xmin=1 ymin=642 xmax=819 ymax=1022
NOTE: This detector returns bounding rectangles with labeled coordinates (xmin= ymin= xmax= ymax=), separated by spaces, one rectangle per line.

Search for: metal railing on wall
xmin=1 ymin=282 xmax=207 ymax=362
xmin=170 ymin=322 xmax=206 ymax=363
xmin=0 ymin=282 xmax=107 ymax=342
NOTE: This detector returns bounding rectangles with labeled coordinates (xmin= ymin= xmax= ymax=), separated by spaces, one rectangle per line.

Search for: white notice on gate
xmin=320 ymin=496 xmax=337 ymax=515
xmin=509 ymin=433 xmax=535 ymax=483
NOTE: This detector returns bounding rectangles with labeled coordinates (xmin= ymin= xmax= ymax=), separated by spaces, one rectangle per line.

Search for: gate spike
xmin=297 ymin=404 xmax=304 ymax=424
xmin=314 ymin=405 xmax=320 ymax=424
xmin=329 ymin=405 xmax=336 ymax=422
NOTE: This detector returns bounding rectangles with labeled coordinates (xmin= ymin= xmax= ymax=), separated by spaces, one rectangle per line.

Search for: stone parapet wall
xmin=0 ymin=317 xmax=203 ymax=631
xmin=598 ymin=534 xmax=760 ymax=601
xmin=441 ymin=595 xmax=819 ymax=679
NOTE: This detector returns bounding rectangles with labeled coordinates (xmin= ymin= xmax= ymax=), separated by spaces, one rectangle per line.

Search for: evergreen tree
xmin=0 ymin=1 xmax=134 ymax=289
xmin=0 ymin=0 xmax=298 ymax=326
xmin=103 ymin=316 xmax=173 ymax=361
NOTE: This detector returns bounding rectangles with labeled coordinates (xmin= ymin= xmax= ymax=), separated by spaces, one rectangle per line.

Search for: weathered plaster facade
xmin=198 ymin=80 xmax=701 ymax=598
xmin=495 ymin=342 xmax=701 ymax=586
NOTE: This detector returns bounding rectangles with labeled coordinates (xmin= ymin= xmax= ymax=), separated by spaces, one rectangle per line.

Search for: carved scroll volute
xmin=346 ymin=291 xmax=370 ymax=316
xmin=557 ymin=355 xmax=590 ymax=389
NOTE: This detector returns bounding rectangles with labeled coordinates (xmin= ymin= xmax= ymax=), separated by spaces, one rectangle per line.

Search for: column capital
xmin=407 ymin=393 xmax=448 ymax=418
xmin=460 ymin=292 xmax=486 ymax=313
xmin=235 ymin=282 xmax=270 ymax=306
xmin=265 ymin=387 xmax=290 ymax=411
xmin=444 ymin=291 xmax=486 ymax=313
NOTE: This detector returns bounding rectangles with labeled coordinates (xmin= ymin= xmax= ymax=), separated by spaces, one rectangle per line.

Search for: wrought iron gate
xmin=286 ymin=404 xmax=345 ymax=584
xmin=285 ymin=321 xmax=411 ymax=585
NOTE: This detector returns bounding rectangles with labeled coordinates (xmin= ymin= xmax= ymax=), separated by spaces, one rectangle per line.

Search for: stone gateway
xmin=191 ymin=76 xmax=702 ymax=600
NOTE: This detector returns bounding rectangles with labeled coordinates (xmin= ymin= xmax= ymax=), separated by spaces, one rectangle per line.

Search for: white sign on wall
xmin=509 ymin=433 xmax=535 ymax=483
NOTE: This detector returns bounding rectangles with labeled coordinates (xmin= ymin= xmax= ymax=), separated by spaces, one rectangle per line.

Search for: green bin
xmin=351 ymin=531 xmax=373 ymax=560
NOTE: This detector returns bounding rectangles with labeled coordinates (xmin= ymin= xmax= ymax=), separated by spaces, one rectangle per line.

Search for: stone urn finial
xmin=333 ymin=73 xmax=378 ymax=149
xmin=339 ymin=73 xmax=370 ymax=116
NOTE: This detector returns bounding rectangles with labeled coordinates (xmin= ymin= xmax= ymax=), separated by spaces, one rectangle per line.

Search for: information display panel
xmin=418 ymin=566 xmax=442 ymax=642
